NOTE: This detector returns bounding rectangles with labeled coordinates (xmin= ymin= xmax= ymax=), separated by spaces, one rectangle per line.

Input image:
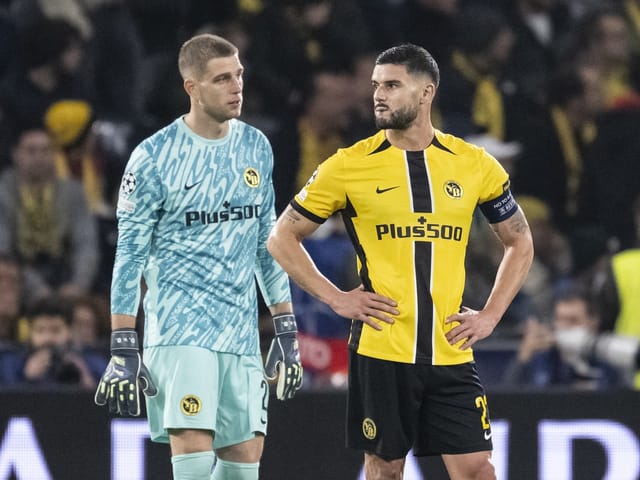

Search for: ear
xmin=183 ymin=78 xmax=197 ymax=98
xmin=423 ymin=83 xmax=436 ymax=103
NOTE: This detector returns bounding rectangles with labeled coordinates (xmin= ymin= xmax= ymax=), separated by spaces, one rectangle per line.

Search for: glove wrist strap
xmin=111 ymin=328 xmax=140 ymax=353
xmin=272 ymin=313 xmax=297 ymax=335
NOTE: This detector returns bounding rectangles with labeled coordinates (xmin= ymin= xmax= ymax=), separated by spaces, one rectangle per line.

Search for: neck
xmin=183 ymin=110 xmax=229 ymax=139
xmin=385 ymin=122 xmax=435 ymax=151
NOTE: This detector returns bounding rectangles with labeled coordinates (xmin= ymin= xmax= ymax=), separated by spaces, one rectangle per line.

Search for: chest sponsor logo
xmin=185 ymin=201 xmax=260 ymax=226
xmin=376 ymin=217 xmax=463 ymax=241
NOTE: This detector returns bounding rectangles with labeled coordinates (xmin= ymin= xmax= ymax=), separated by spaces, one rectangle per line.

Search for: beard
xmin=202 ymin=99 xmax=242 ymax=123
xmin=374 ymin=103 xmax=419 ymax=130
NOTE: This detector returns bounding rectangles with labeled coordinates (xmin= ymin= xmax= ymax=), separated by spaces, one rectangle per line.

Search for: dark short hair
xmin=547 ymin=64 xmax=586 ymax=107
xmin=375 ymin=43 xmax=440 ymax=87
xmin=26 ymin=296 xmax=73 ymax=325
xmin=20 ymin=18 xmax=82 ymax=69
xmin=9 ymin=121 xmax=50 ymax=149
xmin=178 ymin=34 xmax=238 ymax=80
xmin=553 ymin=284 xmax=595 ymax=316
xmin=454 ymin=5 xmax=509 ymax=56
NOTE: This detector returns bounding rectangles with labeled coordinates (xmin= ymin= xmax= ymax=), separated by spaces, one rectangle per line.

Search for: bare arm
xmin=268 ymin=302 xmax=294 ymax=316
xmin=112 ymin=313 xmax=137 ymax=330
xmin=446 ymin=207 xmax=534 ymax=349
xmin=267 ymin=206 xmax=398 ymax=330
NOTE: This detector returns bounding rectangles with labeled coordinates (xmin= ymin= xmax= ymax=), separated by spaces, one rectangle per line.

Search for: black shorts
xmin=346 ymin=351 xmax=492 ymax=459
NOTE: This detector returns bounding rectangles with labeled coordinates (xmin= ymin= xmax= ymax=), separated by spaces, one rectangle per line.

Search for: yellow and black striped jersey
xmin=292 ymin=129 xmax=517 ymax=365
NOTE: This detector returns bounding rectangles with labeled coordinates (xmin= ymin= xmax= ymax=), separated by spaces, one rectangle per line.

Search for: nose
xmin=232 ymin=76 xmax=243 ymax=93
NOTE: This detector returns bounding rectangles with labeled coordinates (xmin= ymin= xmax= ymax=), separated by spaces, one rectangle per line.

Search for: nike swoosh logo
xmin=184 ymin=180 xmax=203 ymax=190
xmin=376 ymin=186 xmax=399 ymax=194
xmin=484 ymin=431 xmax=492 ymax=440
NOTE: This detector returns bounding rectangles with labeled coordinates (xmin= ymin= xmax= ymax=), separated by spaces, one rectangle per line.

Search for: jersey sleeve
xmin=477 ymin=150 xmax=519 ymax=224
xmin=254 ymin=134 xmax=291 ymax=306
xmin=291 ymin=151 xmax=347 ymax=223
xmin=110 ymin=142 xmax=165 ymax=316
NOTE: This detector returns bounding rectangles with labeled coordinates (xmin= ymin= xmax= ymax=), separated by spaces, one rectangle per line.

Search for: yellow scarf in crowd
xmin=54 ymin=151 xmax=103 ymax=213
xmin=295 ymin=117 xmax=345 ymax=191
xmin=625 ymin=0 xmax=640 ymax=49
xmin=451 ymin=50 xmax=505 ymax=140
xmin=549 ymin=107 xmax=596 ymax=217
xmin=16 ymin=184 xmax=63 ymax=261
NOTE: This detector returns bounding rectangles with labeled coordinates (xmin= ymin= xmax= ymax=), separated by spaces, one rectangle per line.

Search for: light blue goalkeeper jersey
xmin=111 ymin=117 xmax=290 ymax=355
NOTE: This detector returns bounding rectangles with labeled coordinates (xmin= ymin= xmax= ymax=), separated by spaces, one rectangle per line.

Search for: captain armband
xmin=479 ymin=187 xmax=519 ymax=224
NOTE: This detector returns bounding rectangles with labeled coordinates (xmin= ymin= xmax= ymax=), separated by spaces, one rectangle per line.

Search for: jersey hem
xmin=353 ymin=347 xmax=474 ymax=365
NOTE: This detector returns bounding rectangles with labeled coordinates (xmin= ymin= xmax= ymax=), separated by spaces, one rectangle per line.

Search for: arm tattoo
xmin=284 ymin=208 xmax=301 ymax=224
xmin=490 ymin=209 xmax=529 ymax=237
xmin=506 ymin=209 xmax=528 ymax=234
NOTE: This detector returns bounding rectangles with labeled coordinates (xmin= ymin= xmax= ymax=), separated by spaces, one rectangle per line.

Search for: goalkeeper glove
xmin=265 ymin=313 xmax=303 ymax=400
xmin=94 ymin=328 xmax=157 ymax=416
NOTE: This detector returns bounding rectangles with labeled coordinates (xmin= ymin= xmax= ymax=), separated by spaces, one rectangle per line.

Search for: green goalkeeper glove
xmin=265 ymin=313 xmax=303 ymax=400
xmin=94 ymin=328 xmax=157 ymax=416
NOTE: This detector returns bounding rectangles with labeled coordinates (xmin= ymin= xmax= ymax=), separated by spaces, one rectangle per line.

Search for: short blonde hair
xmin=178 ymin=34 xmax=238 ymax=80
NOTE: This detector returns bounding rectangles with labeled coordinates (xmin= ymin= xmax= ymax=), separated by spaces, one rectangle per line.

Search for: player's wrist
xmin=111 ymin=328 xmax=140 ymax=353
xmin=272 ymin=313 xmax=297 ymax=336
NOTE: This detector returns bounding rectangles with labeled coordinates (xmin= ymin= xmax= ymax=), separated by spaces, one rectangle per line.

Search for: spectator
xmin=513 ymin=62 xmax=606 ymax=231
xmin=622 ymin=0 xmax=640 ymax=55
xmin=0 ymin=17 xmax=89 ymax=131
xmin=69 ymin=294 xmax=109 ymax=355
xmin=0 ymin=5 xmax=17 ymax=82
xmin=579 ymin=91 xmax=640 ymax=249
xmin=354 ymin=0 xmax=406 ymax=51
xmin=503 ymin=0 xmax=573 ymax=107
xmin=0 ymin=254 xmax=26 ymax=386
xmin=248 ymin=0 xmax=371 ymax=117
xmin=343 ymin=50 xmax=379 ymax=145
xmin=83 ymin=0 xmax=144 ymax=122
xmin=502 ymin=286 xmax=624 ymax=389
xmin=596 ymin=193 xmax=640 ymax=338
xmin=568 ymin=5 xmax=640 ymax=108
xmin=403 ymin=0 xmax=460 ymax=72
xmin=293 ymin=69 xmax=353 ymax=192
xmin=0 ymin=123 xmax=99 ymax=301
xmin=0 ymin=254 xmax=23 ymax=346
xmin=10 ymin=0 xmax=92 ymax=39
xmin=437 ymin=4 xmax=517 ymax=139
xmin=44 ymin=99 xmax=115 ymax=217
xmin=1 ymin=295 xmax=107 ymax=390
xmin=271 ymin=68 xmax=354 ymax=213
xmin=517 ymin=195 xmax=572 ymax=319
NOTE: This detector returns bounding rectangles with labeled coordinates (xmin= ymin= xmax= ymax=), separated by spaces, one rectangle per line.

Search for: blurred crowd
xmin=0 ymin=0 xmax=639 ymax=392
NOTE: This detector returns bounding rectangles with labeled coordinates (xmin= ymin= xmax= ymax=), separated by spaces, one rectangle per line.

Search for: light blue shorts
xmin=144 ymin=346 xmax=268 ymax=449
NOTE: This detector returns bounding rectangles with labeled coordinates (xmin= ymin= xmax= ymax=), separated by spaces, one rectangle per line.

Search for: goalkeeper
xmin=94 ymin=34 xmax=302 ymax=480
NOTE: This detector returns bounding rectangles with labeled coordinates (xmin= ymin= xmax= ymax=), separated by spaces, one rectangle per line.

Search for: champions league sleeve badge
xmin=120 ymin=171 xmax=137 ymax=196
